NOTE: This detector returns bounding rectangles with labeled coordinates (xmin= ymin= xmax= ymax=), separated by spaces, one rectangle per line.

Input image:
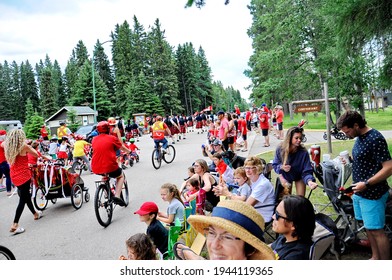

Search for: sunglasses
xmin=274 ymin=210 xmax=291 ymax=221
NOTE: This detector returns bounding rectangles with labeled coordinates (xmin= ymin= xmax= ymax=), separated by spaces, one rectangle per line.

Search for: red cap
xmin=0 ymin=130 xmax=6 ymax=136
xmin=134 ymin=202 xmax=158 ymax=215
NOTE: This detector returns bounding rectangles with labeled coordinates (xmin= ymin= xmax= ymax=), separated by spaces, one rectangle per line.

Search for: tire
xmin=323 ymin=133 xmax=327 ymax=140
xmin=71 ymin=184 xmax=83 ymax=210
xmin=338 ymin=132 xmax=347 ymax=140
xmin=0 ymin=245 xmax=16 ymax=260
xmin=72 ymin=161 xmax=83 ymax=176
xmin=129 ymin=159 xmax=134 ymax=167
xmin=51 ymin=198 xmax=57 ymax=204
xmin=85 ymin=192 xmax=90 ymax=202
xmin=302 ymin=135 xmax=307 ymax=143
xmin=152 ymin=148 xmax=162 ymax=169
xmin=163 ymin=145 xmax=176 ymax=164
xmin=94 ymin=184 xmax=113 ymax=227
xmin=120 ymin=177 xmax=129 ymax=207
xmin=33 ymin=188 xmax=48 ymax=211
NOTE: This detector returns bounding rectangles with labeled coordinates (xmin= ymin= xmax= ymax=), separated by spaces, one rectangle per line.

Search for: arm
xmin=355 ymin=159 xmax=392 ymax=193
xmin=25 ymin=144 xmax=39 ymax=157
xmin=201 ymin=173 xmax=212 ymax=192
xmin=157 ymin=213 xmax=175 ymax=224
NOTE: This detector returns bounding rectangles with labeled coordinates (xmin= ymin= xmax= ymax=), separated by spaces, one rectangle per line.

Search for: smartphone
xmin=344 ymin=185 xmax=355 ymax=193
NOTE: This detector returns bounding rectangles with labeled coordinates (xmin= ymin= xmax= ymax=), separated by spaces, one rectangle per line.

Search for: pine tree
xmin=0 ymin=61 xmax=14 ymax=120
xmin=20 ymin=60 xmax=39 ymax=113
xmin=40 ymin=68 xmax=57 ymax=119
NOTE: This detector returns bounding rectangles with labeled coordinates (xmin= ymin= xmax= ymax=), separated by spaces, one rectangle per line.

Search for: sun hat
xmin=134 ymin=202 xmax=159 ymax=215
xmin=187 ymin=200 xmax=276 ymax=260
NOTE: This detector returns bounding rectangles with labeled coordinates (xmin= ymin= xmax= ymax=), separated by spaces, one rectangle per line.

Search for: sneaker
xmin=172 ymin=142 xmax=175 ymax=145
xmin=241 ymin=149 xmax=248 ymax=152
xmin=162 ymin=149 xmax=167 ymax=154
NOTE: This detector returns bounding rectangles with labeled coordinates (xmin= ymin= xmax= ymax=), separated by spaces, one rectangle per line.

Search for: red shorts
xmin=57 ymin=151 xmax=68 ymax=159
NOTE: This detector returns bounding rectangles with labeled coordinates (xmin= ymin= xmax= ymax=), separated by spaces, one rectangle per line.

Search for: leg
xmin=294 ymin=179 xmax=306 ymax=196
xmin=366 ymin=229 xmax=390 ymax=259
xmin=115 ymin=173 xmax=125 ymax=198
xmin=81 ymin=155 xmax=92 ymax=171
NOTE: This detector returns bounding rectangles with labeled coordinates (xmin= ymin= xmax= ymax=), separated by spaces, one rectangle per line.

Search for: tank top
xmin=10 ymin=154 xmax=31 ymax=187
xmin=199 ymin=174 xmax=219 ymax=207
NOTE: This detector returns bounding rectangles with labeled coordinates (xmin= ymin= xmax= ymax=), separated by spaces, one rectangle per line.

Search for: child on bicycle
xmin=72 ymin=135 xmax=92 ymax=173
xmin=157 ymin=183 xmax=185 ymax=225
xmin=134 ymin=201 xmax=168 ymax=258
xmin=91 ymin=121 xmax=131 ymax=206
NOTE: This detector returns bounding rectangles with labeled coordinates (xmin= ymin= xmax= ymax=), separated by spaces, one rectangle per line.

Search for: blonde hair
xmin=161 ymin=183 xmax=184 ymax=205
xmin=244 ymin=156 xmax=264 ymax=175
xmin=4 ymin=129 xmax=26 ymax=165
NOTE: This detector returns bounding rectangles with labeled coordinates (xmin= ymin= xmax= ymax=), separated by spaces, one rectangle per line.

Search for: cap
xmin=134 ymin=202 xmax=159 ymax=215
xmin=261 ymin=103 xmax=266 ymax=107
xmin=212 ymin=138 xmax=222 ymax=146
xmin=0 ymin=130 xmax=6 ymax=136
xmin=217 ymin=110 xmax=225 ymax=115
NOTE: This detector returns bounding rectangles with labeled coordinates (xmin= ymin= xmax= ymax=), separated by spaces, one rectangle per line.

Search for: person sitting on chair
xmin=270 ymin=195 xmax=315 ymax=260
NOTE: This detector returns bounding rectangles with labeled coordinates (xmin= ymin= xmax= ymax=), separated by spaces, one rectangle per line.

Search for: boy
xmin=134 ymin=201 xmax=168 ymax=258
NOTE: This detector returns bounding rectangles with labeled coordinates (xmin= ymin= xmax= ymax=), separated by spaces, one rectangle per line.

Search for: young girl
xmin=48 ymin=137 xmax=59 ymax=159
xmin=57 ymin=138 xmax=72 ymax=164
xmin=119 ymin=233 xmax=157 ymax=260
xmin=215 ymin=167 xmax=252 ymax=201
xmin=157 ymin=183 xmax=185 ymax=225
xmin=183 ymin=178 xmax=206 ymax=215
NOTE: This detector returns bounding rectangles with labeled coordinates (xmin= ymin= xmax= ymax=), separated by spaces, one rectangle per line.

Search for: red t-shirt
xmin=276 ymin=110 xmax=284 ymax=123
xmin=40 ymin=128 xmax=48 ymax=138
xmin=245 ymin=111 xmax=251 ymax=121
xmin=10 ymin=155 xmax=31 ymax=186
xmin=259 ymin=113 xmax=270 ymax=129
xmin=91 ymin=134 xmax=122 ymax=174
xmin=27 ymin=150 xmax=41 ymax=165
xmin=0 ymin=141 xmax=6 ymax=163
xmin=238 ymin=119 xmax=247 ymax=134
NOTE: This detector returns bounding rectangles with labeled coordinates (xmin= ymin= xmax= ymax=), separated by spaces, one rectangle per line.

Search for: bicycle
xmin=72 ymin=157 xmax=88 ymax=176
xmin=151 ymin=142 xmax=176 ymax=169
xmin=94 ymin=172 xmax=129 ymax=227
xmin=0 ymin=245 xmax=16 ymax=260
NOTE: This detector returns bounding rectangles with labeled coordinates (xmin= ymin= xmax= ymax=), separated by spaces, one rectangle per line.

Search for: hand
xmin=308 ymin=181 xmax=318 ymax=190
xmin=352 ymin=182 xmax=367 ymax=193
xmin=119 ymin=255 xmax=127 ymax=260
xmin=281 ymin=164 xmax=291 ymax=172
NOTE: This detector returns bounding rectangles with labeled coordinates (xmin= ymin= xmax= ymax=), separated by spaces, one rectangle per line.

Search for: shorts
xmin=115 ymin=149 xmax=121 ymax=157
xmin=261 ymin=129 xmax=269 ymax=136
xmin=242 ymin=133 xmax=247 ymax=141
xmin=99 ymin=167 xmax=123 ymax=179
xmin=227 ymin=136 xmax=234 ymax=145
xmin=278 ymin=123 xmax=283 ymax=130
xmin=352 ymin=191 xmax=389 ymax=230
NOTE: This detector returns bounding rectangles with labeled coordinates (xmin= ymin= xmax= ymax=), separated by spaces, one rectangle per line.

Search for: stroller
xmin=31 ymin=161 xmax=89 ymax=211
xmin=297 ymin=119 xmax=308 ymax=142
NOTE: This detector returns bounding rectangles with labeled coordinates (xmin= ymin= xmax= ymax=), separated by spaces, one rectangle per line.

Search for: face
xmin=218 ymin=114 xmax=224 ymax=120
xmin=206 ymin=226 xmax=247 ymax=260
xmin=244 ymin=165 xmax=258 ymax=178
xmin=212 ymin=157 xmax=220 ymax=165
xmin=138 ymin=214 xmax=151 ymax=223
xmin=213 ymin=144 xmax=221 ymax=151
xmin=160 ymin=188 xmax=173 ymax=202
xmin=272 ymin=201 xmax=293 ymax=235
xmin=127 ymin=247 xmax=137 ymax=260
xmin=187 ymin=183 xmax=195 ymax=191
xmin=340 ymin=125 xmax=359 ymax=139
xmin=193 ymin=162 xmax=202 ymax=173
xmin=234 ymin=174 xmax=247 ymax=186
xmin=291 ymin=132 xmax=303 ymax=146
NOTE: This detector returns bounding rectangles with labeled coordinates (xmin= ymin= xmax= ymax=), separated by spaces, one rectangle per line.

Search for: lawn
xmin=284 ymin=107 xmax=392 ymax=131
xmin=258 ymin=138 xmax=392 ymax=217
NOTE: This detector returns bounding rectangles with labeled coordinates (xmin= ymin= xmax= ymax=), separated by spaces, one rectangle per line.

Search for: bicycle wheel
xmin=0 ymin=245 xmax=16 ymax=260
xmin=94 ymin=184 xmax=113 ymax=227
xmin=323 ymin=133 xmax=327 ymax=140
xmin=33 ymin=187 xmax=48 ymax=211
xmin=120 ymin=176 xmax=129 ymax=207
xmin=71 ymin=184 xmax=83 ymax=210
xmin=72 ymin=160 xmax=83 ymax=176
xmin=152 ymin=148 xmax=162 ymax=169
xmin=163 ymin=145 xmax=176 ymax=164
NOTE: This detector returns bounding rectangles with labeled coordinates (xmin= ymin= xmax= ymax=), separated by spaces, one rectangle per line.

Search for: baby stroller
xmin=297 ymin=119 xmax=308 ymax=142
xmin=31 ymin=161 xmax=89 ymax=211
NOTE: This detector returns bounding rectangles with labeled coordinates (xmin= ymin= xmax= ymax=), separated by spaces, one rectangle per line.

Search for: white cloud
xmin=0 ymin=0 xmax=253 ymax=99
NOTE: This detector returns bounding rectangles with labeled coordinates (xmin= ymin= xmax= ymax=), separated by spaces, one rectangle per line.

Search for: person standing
xmin=0 ymin=130 xmax=13 ymax=196
xmin=237 ymin=114 xmax=248 ymax=152
xmin=3 ymin=129 xmax=42 ymax=234
xmin=259 ymin=110 xmax=270 ymax=147
xmin=40 ymin=125 xmax=49 ymax=140
xmin=217 ymin=111 xmax=229 ymax=151
xmin=337 ymin=110 xmax=392 ymax=260
xmin=275 ymin=105 xmax=284 ymax=140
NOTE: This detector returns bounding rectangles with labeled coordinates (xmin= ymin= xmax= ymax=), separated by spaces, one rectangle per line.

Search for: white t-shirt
xmin=250 ymin=174 xmax=275 ymax=223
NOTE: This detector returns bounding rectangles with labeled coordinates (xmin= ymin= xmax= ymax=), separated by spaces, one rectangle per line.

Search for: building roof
xmin=45 ymin=106 xmax=96 ymax=122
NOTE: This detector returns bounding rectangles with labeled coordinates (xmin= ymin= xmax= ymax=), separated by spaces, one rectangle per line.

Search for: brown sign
xmin=294 ymin=105 xmax=322 ymax=113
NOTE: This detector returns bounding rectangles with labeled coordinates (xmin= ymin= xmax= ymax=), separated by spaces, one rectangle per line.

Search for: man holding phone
xmin=337 ymin=111 xmax=392 ymax=260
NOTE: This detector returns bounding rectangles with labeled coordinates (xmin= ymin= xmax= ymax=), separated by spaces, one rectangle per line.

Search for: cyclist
xmin=91 ymin=121 xmax=131 ymax=206
xmin=72 ymin=134 xmax=92 ymax=175
xmin=108 ymin=117 xmax=127 ymax=166
xmin=151 ymin=115 xmax=171 ymax=154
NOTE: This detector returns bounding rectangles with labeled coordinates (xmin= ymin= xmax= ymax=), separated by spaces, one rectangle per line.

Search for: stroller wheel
xmin=85 ymin=192 xmax=90 ymax=202
xmin=337 ymin=238 xmax=347 ymax=254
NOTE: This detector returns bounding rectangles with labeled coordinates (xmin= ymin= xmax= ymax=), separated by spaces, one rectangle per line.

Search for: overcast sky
xmin=0 ymin=0 xmax=253 ymax=100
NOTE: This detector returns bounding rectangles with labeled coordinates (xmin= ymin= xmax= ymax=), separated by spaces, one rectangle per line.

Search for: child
xmin=180 ymin=166 xmax=195 ymax=200
xmin=119 ymin=233 xmax=157 ymax=260
xmin=134 ymin=201 xmax=168 ymax=258
xmin=157 ymin=183 xmax=185 ymax=225
xmin=57 ymin=138 xmax=71 ymax=164
xmin=183 ymin=178 xmax=206 ymax=215
xmin=216 ymin=167 xmax=252 ymax=201
xmin=212 ymin=153 xmax=234 ymax=185
xmin=48 ymin=137 xmax=59 ymax=159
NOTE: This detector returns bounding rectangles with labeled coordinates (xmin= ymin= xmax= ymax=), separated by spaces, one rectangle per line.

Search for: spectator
xmin=270 ymin=195 xmax=316 ymax=260
xmin=272 ymin=126 xmax=318 ymax=196
xmin=119 ymin=233 xmax=157 ymax=260
xmin=0 ymin=130 xmax=13 ymax=196
xmin=337 ymin=110 xmax=392 ymax=260
xmin=174 ymin=200 xmax=276 ymax=260
xmin=275 ymin=105 xmax=284 ymax=140
xmin=244 ymin=156 xmax=275 ymax=223
xmin=259 ymin=110 xmax=270 ymax=147
xmin=237 ymin=114 xmax=248 ymax=152
xmin=217 ymin=111 xmax=229 ymax=151
xmin=215 ymin=166 xmax=252 ymax=202
xmin=134 ymin=201 xmax=168 ymax=257
xmin=157 ymin=183 xmax=185 ymax=225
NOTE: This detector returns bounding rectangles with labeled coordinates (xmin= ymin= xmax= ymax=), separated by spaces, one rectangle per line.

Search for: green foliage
xmin=24 ymin=99 xmax=44 ymax=139
xmin=67 ymin=109 xmax=81 ymax=132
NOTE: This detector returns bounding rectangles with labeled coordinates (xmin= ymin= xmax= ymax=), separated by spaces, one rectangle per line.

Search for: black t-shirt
xmin=271 ymin=235 xmax=311 ymax=260
xmin=147 ymin=219 xmax=169 ymax=255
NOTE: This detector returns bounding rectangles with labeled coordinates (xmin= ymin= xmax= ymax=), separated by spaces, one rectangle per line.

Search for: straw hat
xmin=187 ymin=200 xmax=276 ymax=260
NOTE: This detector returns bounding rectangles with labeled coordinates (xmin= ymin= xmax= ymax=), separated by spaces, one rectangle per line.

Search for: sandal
xmin=34 ymin=211 xmax=43 ymax=220
xmin=173 ymin=242 xmax=198 ymax=260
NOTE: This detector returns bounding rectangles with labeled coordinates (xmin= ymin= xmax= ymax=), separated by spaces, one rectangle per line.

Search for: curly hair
xmin=126 ymin=233 xmax=157 ymax=260
xmin=4 ymin=129 xmax=26 ymax=165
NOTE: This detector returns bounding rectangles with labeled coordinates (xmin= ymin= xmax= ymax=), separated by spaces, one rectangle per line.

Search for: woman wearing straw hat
xmin=173 ymin=200 xmax=276 ymax=260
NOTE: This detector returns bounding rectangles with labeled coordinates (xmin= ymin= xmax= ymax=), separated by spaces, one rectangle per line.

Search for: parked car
xmin=75 ymin=124 xmax=97 ymax=142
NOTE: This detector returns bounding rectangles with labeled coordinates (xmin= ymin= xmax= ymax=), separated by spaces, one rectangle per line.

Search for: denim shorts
xmin=352 ymin=191 xmax=389 ymax=230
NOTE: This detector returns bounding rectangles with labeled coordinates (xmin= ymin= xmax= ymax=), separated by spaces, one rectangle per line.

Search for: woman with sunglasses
xmin=272 ymin=126 xmax=318 ymax=196
xmin=270 ymin=195 xmax=315 ymax=260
